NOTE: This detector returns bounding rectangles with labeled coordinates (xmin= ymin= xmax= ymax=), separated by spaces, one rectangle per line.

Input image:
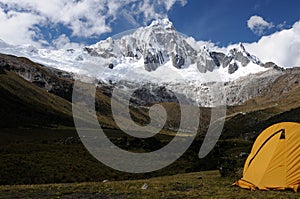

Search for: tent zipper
xmin=247 ymin=129 xmax=285 ymax=168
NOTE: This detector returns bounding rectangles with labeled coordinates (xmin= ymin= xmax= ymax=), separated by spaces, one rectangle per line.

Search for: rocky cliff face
xmin=0 ymin=54 xmax=74 ymax=102
xmin=83 ymin=19 xmax=266 ymax=75
xmin=98 ymin=66 xmax=299 ymax=107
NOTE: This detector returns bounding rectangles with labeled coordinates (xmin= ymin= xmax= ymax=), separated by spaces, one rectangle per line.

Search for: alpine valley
xmin=0 ymin=19 xmax=299 ymax=186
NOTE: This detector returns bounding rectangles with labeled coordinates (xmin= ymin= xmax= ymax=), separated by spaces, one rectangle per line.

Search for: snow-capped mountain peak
xmin=238 ymin=42 xmax=246 ymax=52
xmin=82 ymin=20 xmax=270 ymax=78
xmin=149 ymin=18 xmax=174 ymax=30
xmin=227 ymin=43 xmax=262 ymax=66
xmin=0 ymin=19 xmax=287 ymax=108
xmin=0 ymin=19 xmax=275 ymax=85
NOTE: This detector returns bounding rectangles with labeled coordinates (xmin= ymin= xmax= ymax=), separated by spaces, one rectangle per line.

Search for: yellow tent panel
xmin=234 ymin=122 xmax=300 ymax=192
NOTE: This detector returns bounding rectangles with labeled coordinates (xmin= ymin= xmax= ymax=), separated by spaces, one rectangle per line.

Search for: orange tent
xmin=234 ymin=122 xmax=300 ymax=192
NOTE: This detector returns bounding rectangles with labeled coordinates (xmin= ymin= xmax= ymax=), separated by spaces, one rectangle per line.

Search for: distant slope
xmin=0 ymin=53 xmax=152 ymax=129
xmin=0 ymin=53 xmax=114 ymax=128
xmin=223 ymin=69 xmax=300 ymax=139
xmin=0 ymin=70 xmax=73 ymax=127
xmin=0 ymin=52 xmax=299 ymax=136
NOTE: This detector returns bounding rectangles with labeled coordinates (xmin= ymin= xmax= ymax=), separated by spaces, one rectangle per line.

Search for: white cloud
xmin=164 ymin=0 xmax=187 ymax=10
xmin=244 ymin=20 xmax=300 ymax=67
xmin=0 ymin=0 xmax=187 ymax=47
xmin=185 ymin=36 xmax=227 ymax=53
xmin=164 ymin=0 xmax=177 ymax=11
xmin=277 ymin=21 xmax=290 ymax=30
xmin=52 ymin=34 xmax=84 ymax=49
xmin=121 ymin=10 xmax=140 ymax=27
xmin=0 ymin=7 xmax=46 ymax=46
xmin=247 ymin=15 xmax=274 ymax=35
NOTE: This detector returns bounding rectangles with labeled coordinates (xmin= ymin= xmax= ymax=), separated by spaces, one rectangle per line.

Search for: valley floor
xmin=0 ymin=170 xmax=298 ymax=199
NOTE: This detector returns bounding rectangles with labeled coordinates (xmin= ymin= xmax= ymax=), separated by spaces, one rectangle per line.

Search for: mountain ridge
xmin=0 ymin=52 xmax=299 ymax=129
xmin=0 ymin=18 xmax=298 ymax=109
xmin=0 ymin=18 xmax=283 ymax=83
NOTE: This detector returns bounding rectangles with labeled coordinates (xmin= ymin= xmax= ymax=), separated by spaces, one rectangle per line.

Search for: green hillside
xmin=0 ymin=70 xmax=73 ymax=128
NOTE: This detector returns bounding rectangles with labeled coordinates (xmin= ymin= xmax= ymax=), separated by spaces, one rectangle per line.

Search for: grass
xmin=1 ymin=54 xmax=300 ymax=198
xmin=0 ymin=170 xmax=298 ymax=198
xmin=0 ymin=127 xmax=253 ymax=186
xmin=0 ymin=70 xmax=74 ymax=128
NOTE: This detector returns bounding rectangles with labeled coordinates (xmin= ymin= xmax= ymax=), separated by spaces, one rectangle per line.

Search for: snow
xmin=0 ymin=41 xmax=268 ymax=85
xmin=149 ymin=18 xmax=174 ymax=29
xmin=0 ymin=19 xmax=269 ymax=86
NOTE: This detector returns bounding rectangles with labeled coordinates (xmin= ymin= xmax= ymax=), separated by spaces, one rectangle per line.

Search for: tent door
xmin=248 ymin=129 xmax=285 ymax=168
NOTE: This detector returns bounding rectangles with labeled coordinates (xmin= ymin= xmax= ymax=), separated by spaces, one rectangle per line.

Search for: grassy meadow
xmin=0 ymin=170 xmax=299 ymax=198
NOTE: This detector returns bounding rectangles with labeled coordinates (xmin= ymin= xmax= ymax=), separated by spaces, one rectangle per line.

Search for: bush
xmin=218 ymin=158 xmax=240 ymax=178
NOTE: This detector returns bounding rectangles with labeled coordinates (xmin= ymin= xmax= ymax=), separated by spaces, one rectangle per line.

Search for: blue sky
xmin=1 ymin=1 xmax=300 ymax=67
xmin=0 ymin=0 xmax=300 ymax=48
xmin=168 ymin=0 xmax=300 ymax=46
xmin=96 ymin=0 xmax=300 ymax=47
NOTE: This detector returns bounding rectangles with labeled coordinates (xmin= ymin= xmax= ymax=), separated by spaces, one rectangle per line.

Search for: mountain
xmin=223 ymin=67 xmax=300 ymax=138
xmin=84 ymin=19 xmax=264 ymax=73
xmin=78 ymin=18 xmax=271 ymax=84
xmin=0 ymin=18 xmax=288 ymax=108
xmin=0 ymin=19 xmax=275 ymax=81
xmin=0 ymin=51 xmax=299 ymax=186
xmin=0 ymin=53 xmax=161 ymax=129
xmin=0 ymin=51 xmax=299 ymax=133
xmin=0 ymin=54 xmax=73 ymax=128
xmin=0 ymin=19 xmax=300 ymax=187
xmin=0 ymin=18 xmax=299 ymax=114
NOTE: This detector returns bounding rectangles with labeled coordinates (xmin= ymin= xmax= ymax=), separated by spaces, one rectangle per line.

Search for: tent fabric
xmin=234 ymin=122 xmax=300 ymax=192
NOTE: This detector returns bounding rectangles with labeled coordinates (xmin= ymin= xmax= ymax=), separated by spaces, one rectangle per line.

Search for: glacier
xmin=0 ymin=18 xmax=285 ymax=107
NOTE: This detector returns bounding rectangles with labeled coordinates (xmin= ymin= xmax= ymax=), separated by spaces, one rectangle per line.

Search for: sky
xmin=0 ymin=0 xmax=300 ymax=67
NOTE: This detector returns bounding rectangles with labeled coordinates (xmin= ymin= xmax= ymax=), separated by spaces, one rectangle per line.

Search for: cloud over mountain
xmin=247 ymin=15 xmax=274 ymax=36
xmin=0 ymin=0 xmax=186 ymax=47
xmin=245 ymin=20 xmax=300 ymax=67
xmin=1 ymin=2 xmax=300 ymax=68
